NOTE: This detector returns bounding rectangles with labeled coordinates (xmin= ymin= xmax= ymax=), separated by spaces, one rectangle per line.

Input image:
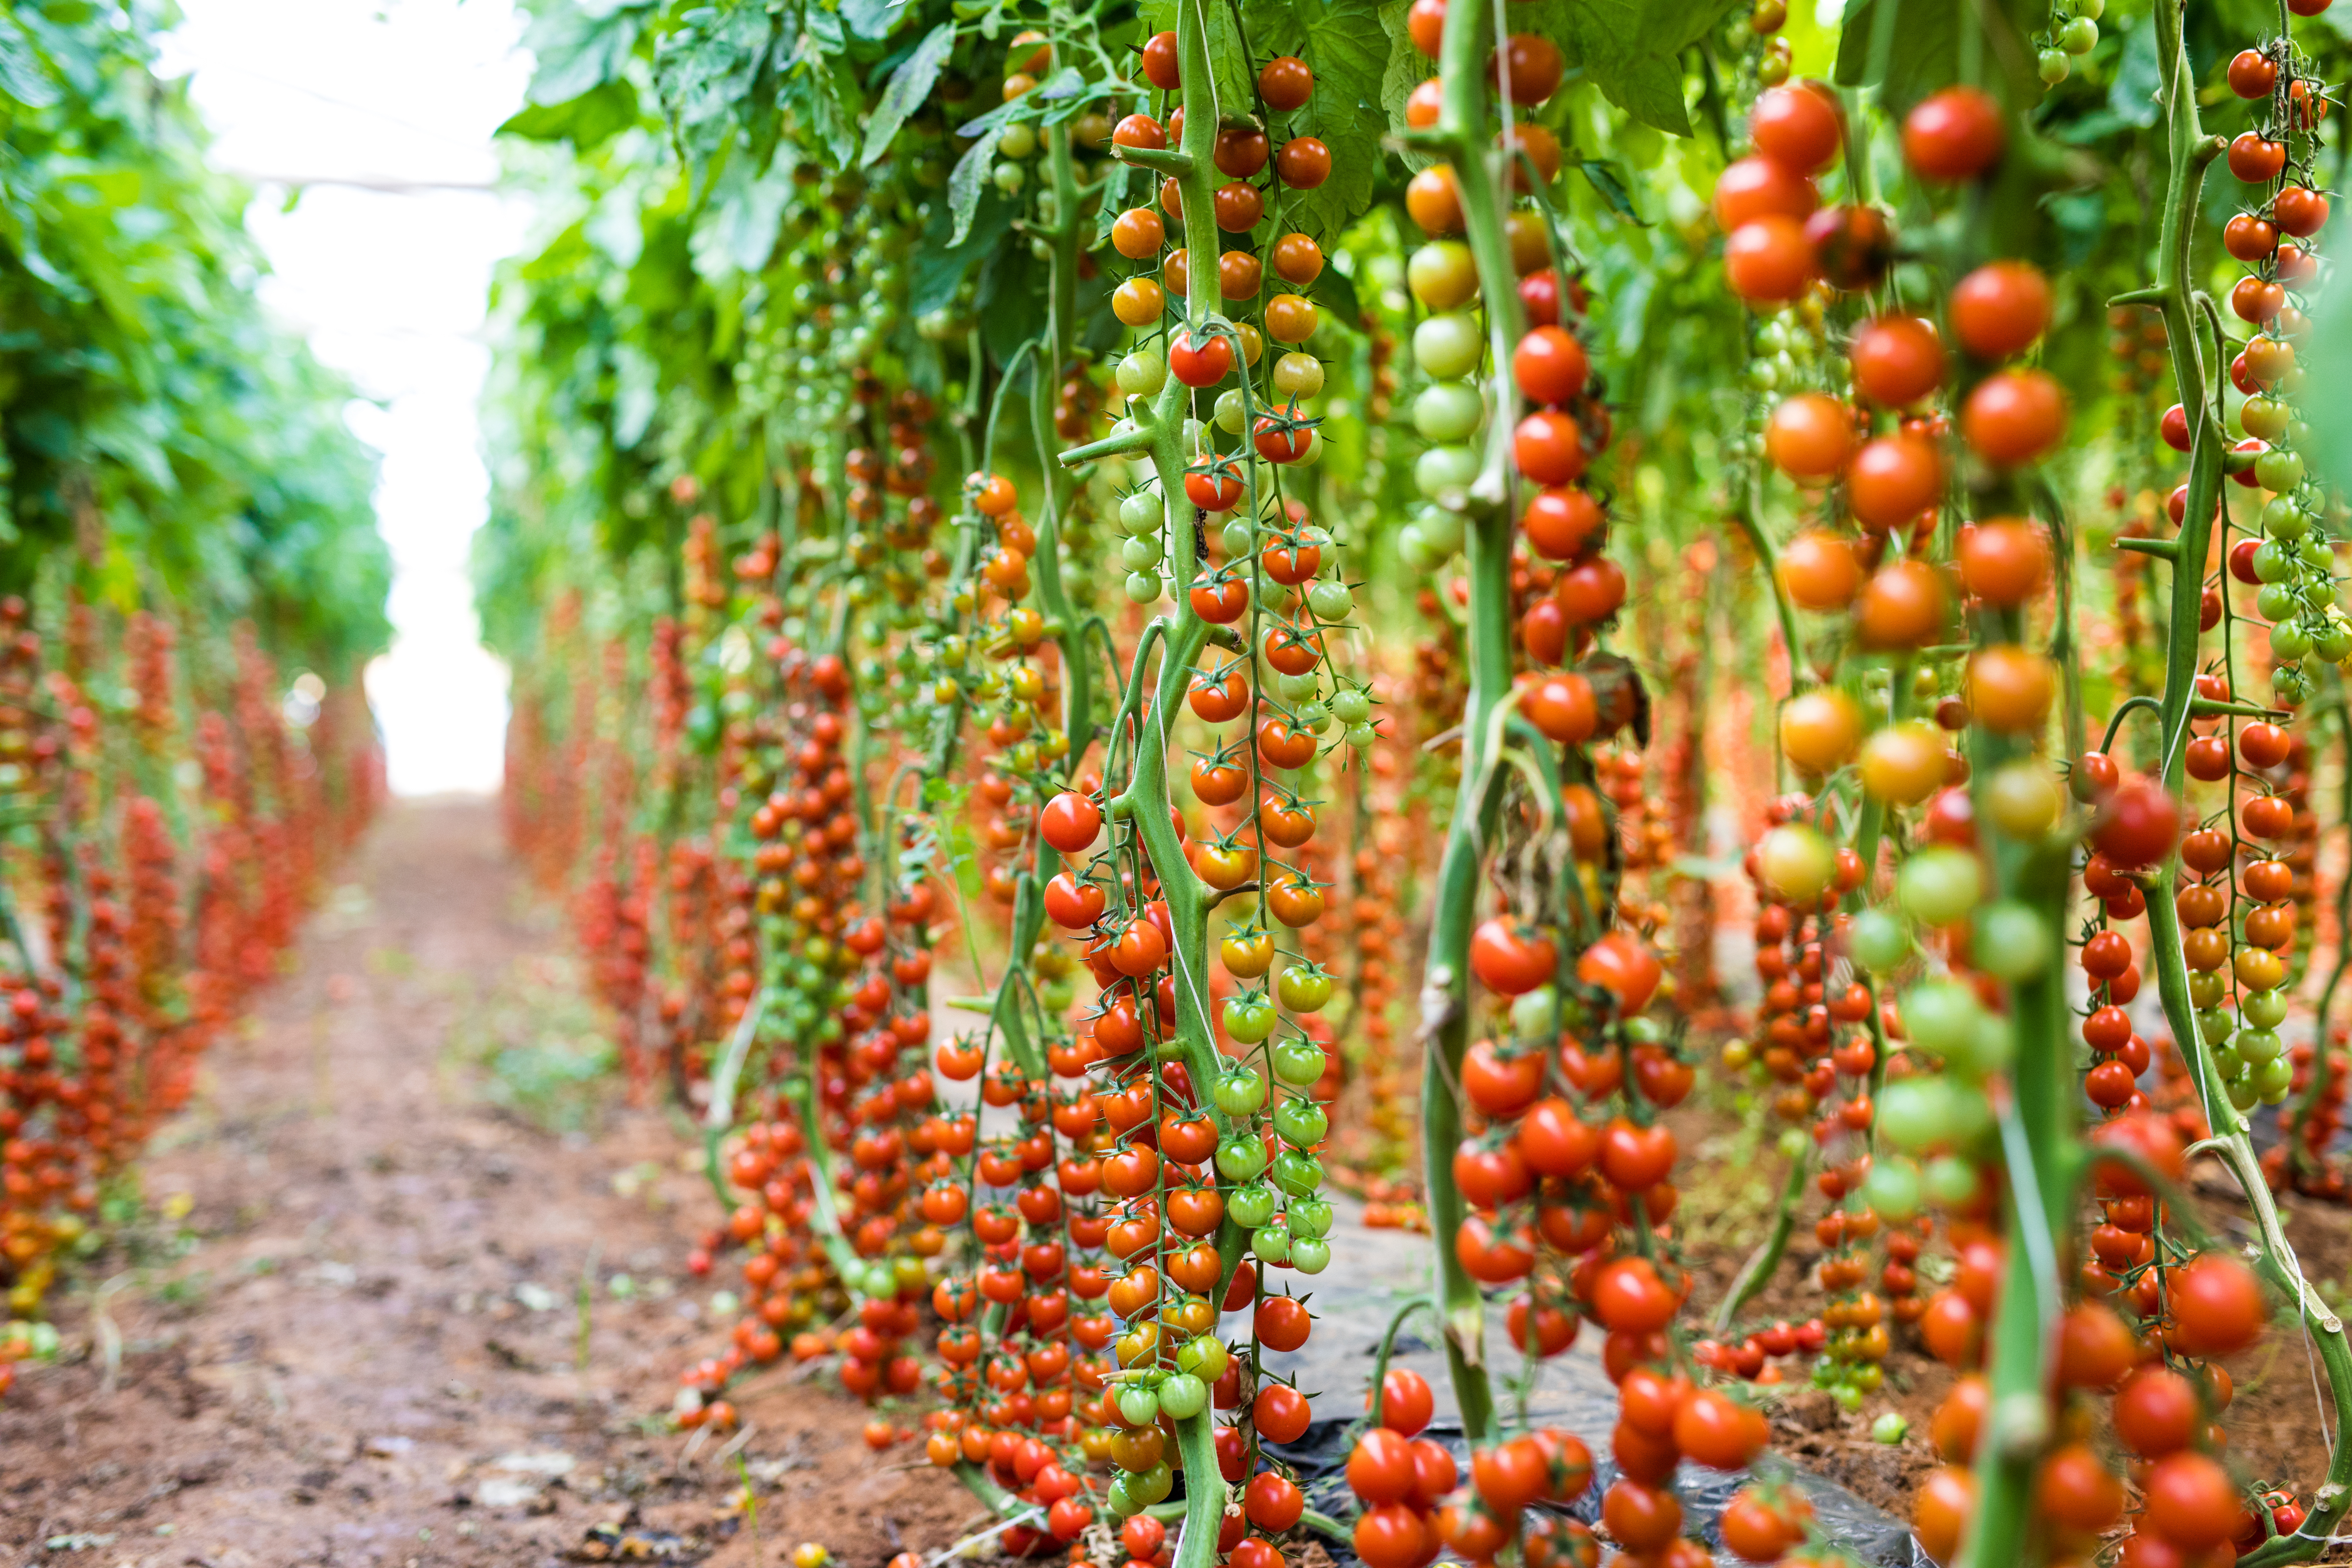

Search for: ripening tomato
xmin=1763 ymin=392 xmax=1854 ymax=479
xmin=1962 ymin=369 xmax=2066 ymax=465
xmin=1958 ymin=517 xmax=2051 ymax=605
xmin=1724 ymin=216 xmax=1813 ymax=302
xmin=1514 ymin=326 xmax=1589 ymax=405
xmin=1514 ymin=409 xmax=1587 ymax=484
xmin=1777 ymin=528 xmax=1861 ymax=609
xmin=1846 ymin=434 xmax=1944 ymax=528
xmin=1780 ymin=688 xmax=1861 ymax=772
xmin=1903 ymin=88 xmax=2004 ymax=181
xmin=1951 ymin=261 xmax=2053 ymax=362
xmin=1856 ymin=559 xmax=1948 ymax=649
xmin=1913 ymin=1465 xmax=1979 ymax=1565
xmin=1470 ymin=918 xmax=1557 ymax=995
xmin=1712 ymin=156 xmax=1818 ymax=228
xmin=1376 ymin=1367 xmax=1435 ymax=1435
xmin=1522 ymin=486 xmax=1605 ymax=560
xmin=1850 ymin=315 xmax=1946 ymax=406
xmin=1524 ymin=672 xmax=1598 ymax=743
xmin=1039 ymin=791 xmax=1100 ymax=854
xmin=1750 ymin=81 xmax=1842 ymax=172
xmin=1966 ymin=643 xmax=2055 ymax=733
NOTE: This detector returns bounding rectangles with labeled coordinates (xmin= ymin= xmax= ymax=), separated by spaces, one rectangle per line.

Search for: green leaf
xmin=0 ymin=13 xmax=61 ymax=108
xmin=914 ymin=186 xmax=1016 ymax=312
xmin=1311 ymin=262 xmax=1363 ymax=331
xmin=1833 ymin=0 xmax=2042 ymax=112
xmin=1285 ymin=0 xmax=1391 ymax=241
xmin=842 ymin=0 xmax=912 ymax=40
xmin=862 ymin=22 xmax=957 ymax=165
xmin=524 ymin=4 xmax=648 ymax=105
xmin=946 ymin=135 xmax=996 ymax=245
xmin=1578 ymin=159 xmax=1646 ymax=224
xmin=498 ymin=77 xmax=643 ymax=151
xmin=2104 ymin=16 xmax=2161 ymax=129
xmin=1510 ymin=0 xmax=1735 ymax=135
xmin=1137 ymin=0 xmax=1251 ymax=117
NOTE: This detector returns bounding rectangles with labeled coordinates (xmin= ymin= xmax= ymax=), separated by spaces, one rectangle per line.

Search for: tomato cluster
xmin=0 ymin=597 xmax=381 ymax=1369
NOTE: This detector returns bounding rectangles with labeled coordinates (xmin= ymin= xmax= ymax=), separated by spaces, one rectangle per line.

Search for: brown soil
xmin=0 ymin=801 xmax=970 ymax=1568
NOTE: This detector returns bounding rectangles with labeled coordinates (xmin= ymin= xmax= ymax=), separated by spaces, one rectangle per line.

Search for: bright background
xmin=157 ymin=0 xmax=533 ymax=796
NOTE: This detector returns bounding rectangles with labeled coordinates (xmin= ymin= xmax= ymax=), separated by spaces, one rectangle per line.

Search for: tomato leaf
xmin=523 ymin=3 xmax=651 ymax=106
xmin=1513 ymin=0 xmax=1737 ymax=137
xmin=1577 ymin=159 xmax=1645 ymax=225
xmin=0 ymin=12 xmax=61 ymax=108
xmin=1833 ymin=0 xmax=2042 ymax=112
xmin=946 ymin=135 xmax=997 ymax=245
xmin=498 ymin=77 xmax=642 ymax=151
xmin=862 ymin=23 xmax=956 ymax=165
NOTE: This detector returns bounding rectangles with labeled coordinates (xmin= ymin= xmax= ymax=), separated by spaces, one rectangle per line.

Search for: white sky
xmin=157 ymin=0 xmax=535 ymax=796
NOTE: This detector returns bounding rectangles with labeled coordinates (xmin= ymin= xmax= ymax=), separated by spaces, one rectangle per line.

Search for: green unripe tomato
xmin=1509 ymin=984 xmax=1558 ymax=1040
xmin=1412 ymin=313 xmax=1483 ymax=379
xmin=2315 ymin=620 xmax=2352 ymax=662
xmin=2037 ymin=48 xmax=2070 ymax=84
xmin=992 ymin=161 xmax=1026 ymax=194
xmin=1877 ymin=1078 xmax=1947 ymax=1153
xmin=1215 ymin=389 xmax=1248 ymax=435
xmin=2270 ymin=620 xmax=2312 ymax=662
xmin=2257 ymin=581 xmax=2300 ymax=621
xmin=1213 ymin=1067 xmax=1268 ymax=1116
xmin=1129 ymin=1463 xmax=1174 ymax=1505
xmin=2263 ymin=494 xmax=2312 ymax=537
xmin=2236 ymin=1026 xmax=2284 ymax=1065
xmin=1332 ymin=686 xmax=1372 ymax=724
xmin=1949 ymin=1013 xmax=2015 ymax=1081
xmin=1412 ymin=381 xmax=1486 ymax=444
xmin=2253 ymin=539 xmax=2296 ymax=583
xmin=1850 ymin=907 xmax=1913 ymax=974
xmin=1125 ymin=571 xmax=1164 ymax=604
xmin=1115 ymin=493 xmax=1162 ymax=536
xmin=1309 ymin=580 xmax=1353 ymax=621
xmin=2243 ymin=988 xmax=2290 ymax=1029
xmin=1922 ymin=1153 xmax=1982 ymax=1208
xmin=1228 ymin=1181 xmax=1278 ymax=1228
xmin=2257 ymin=448 xmax=2306 ymax=493
xmin=1215 ymin=1132 xmax=1269 ymax=1181
xmin=2197 ymin=1007 xmax=2236 ymax=1046
xmin=1122 ymin=536 xmax=1163 ymax=571
xmin=1271 ymin=1038 xmax=1326 ymax=1087
xmin=1297 ymin=700 xmax=1332 ymax=733
xmin=1175 ymin=1335 xmax=1230 ymax=1381
xmin=1270 ymin=1148 xmax=1323 ymax=1196
xmin=1253 ymin=1221 xmax=1293 ymax=1264
xmin=1221 ymin=517 xmax=1255 ymax=557
xmin=1156 ymin=1372 xmax=1208 ymax=1418
xmin=1117 ymin=349 xmax=1166 ymax=398
xmin=1346 ymin=721 xmax=1377 ymax=749
xmin=1224 ymin=992 xmax=1277 ymax=1043
xmin=1897 ymin=846 xmax=1983 ymax=927
xmin=1287 ymin=1197 xmax=1333 ymax=1238
xmin=1971 ymin=901 xmax=2050 ymax=981
xmin=1903 ymin=979 xmax=1982 ymax=1057
xmin=1860 ymin=1156 xmax=1923 ymax=1221
xmin=1116 ymin=1385 xmax=1161 ymax=1425
xmin=1414 ymin=444 xmax=1480 ymax=500
xmin=1289 ymin=1236 xmax=1332 ymax=1274
xmin=2257 ymin=1054 xmax=2296 ymax=1102
xmin=1273 ymin=1098 xmax=1329 ymax=1146
xmin=2226 ymin=1073 xmax=2261 ymax=1111
xmin=2059 ymin=16 xmax=2098 ymax=53
xmin=1276 ymin=669 xmax=1321 ymax=703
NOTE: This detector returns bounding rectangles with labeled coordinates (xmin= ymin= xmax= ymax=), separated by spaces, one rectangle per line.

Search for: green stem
xmin=1408 ymin=0 xmax=1522 ymax=1452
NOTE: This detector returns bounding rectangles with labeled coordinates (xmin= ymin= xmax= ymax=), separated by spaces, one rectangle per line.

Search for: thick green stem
xmin=2118 ymin=5 xmax=2352 ymax=1555
xmin=1409 ymin=0 xmax=1523 ymax=1450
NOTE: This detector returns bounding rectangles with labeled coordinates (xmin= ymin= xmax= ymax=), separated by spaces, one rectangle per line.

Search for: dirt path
xmin=0 ymin=801 xmax=969 ymax=1568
